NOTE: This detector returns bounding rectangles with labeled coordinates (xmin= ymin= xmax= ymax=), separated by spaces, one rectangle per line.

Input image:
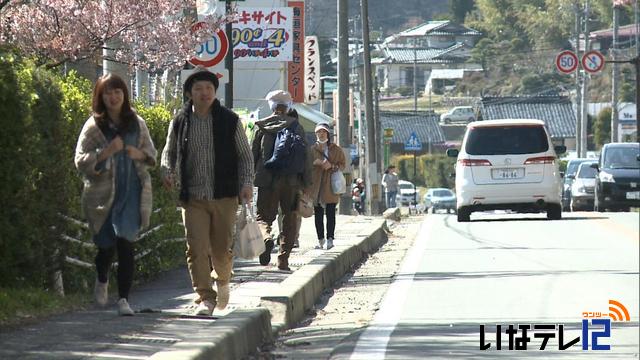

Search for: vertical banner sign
xmin=287 ymin=1 xmax=305 ymax=102
xmin=304 ymin=35 xmax=320 ymax=104
xmin=232 ymin=7 xmax=293 ymax=61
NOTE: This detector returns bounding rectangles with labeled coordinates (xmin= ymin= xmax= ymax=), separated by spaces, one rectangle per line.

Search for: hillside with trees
xmin=310 ymin=0 xmax=637 ymax=100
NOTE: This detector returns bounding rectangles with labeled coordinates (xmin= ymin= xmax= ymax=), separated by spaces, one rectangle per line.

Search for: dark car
xmin=562 ymin=158 xmax=594 ymax=211
xmin=592 ymin=142 xmax=640 ymax=212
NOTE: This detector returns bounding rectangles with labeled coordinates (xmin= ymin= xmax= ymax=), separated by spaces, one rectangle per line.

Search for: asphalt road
xmin=348 ymin=211 xmax=639 ymax=359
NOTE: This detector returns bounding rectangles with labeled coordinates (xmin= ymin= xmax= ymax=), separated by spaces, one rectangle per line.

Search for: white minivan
xmin=447 ymin=119 xmax=566 ymax=222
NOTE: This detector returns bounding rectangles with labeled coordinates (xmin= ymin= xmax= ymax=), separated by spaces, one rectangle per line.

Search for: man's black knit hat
xmin=184 ymin=69 xmax=219 ymax=93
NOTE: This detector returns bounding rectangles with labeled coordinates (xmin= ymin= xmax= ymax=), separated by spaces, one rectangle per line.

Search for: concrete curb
xmin=261 ymin=219 xmax=388 ymax=332
xmin=149 ymin=308 xmax=272 ymax=360
xmin=150 ymin=218 xmax=387 ymax=360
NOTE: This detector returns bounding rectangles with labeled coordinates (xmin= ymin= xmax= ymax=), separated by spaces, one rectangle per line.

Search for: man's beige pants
xmin=182 ymin=197 xmax=237 ymax=304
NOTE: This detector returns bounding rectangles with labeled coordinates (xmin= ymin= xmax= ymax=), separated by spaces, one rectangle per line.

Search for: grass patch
xmin=0 ymin=287 xmax=89 ymax=328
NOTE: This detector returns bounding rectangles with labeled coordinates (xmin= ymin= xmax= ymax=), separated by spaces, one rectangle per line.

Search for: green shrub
xmin=594 ymin=107 xmax=612 ymax=149
xmin=0 ymin=54 xmax=184 ymax=295
xmin=392 ymin=154 xmax=456 ymax=189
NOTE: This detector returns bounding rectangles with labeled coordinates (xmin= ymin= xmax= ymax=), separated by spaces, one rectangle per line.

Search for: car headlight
xmin=599 ymin=172 xmax=615 ymax=183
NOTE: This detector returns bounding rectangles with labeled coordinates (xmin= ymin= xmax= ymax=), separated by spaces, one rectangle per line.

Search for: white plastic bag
xmin=234 ymin=203 xmax=264 ymax=260
xmin=331 ymin=170 xmax=346 ymax=195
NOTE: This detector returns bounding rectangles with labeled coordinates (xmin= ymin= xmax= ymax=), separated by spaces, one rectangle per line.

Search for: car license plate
xmin=626 ymin=191 xmax=640 ymax=200
xmin=492 ymin=168 xmax=524 ymax=180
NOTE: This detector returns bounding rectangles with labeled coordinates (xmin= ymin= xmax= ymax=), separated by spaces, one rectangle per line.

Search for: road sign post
xmin=189 ymin=26 xmax=229 ymax=68
xmin=582 ymin=50 xmax=605 ymax=74
xmin=383 ymin=128 xmax=394 ymax=170
xmin=555 ymin=50 xmax=579 ymax=74
xmin=404 ymin=132 xmax=422 ymax=214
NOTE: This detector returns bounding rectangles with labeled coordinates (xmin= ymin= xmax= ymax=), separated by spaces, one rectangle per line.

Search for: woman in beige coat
xmin=307 ymin=123 xmax=346 ymax=249
xmin=75 ymin=74 xmax=156 ymax=315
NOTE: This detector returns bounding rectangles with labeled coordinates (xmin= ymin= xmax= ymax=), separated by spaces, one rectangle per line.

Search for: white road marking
xmin=350 ymin=217 xmax=433 ymax=359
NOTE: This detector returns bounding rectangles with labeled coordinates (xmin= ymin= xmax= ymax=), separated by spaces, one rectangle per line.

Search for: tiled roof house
xmin=375 ymin=21 xmax=482 ymax=91
xmin=479 ymin=96 xmax=576 ymax=145
xmin=379 ymin=111 xmax=446 ymax=154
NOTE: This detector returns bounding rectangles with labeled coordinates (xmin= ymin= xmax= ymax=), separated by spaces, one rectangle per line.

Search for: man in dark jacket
xmin=252 ymin=90 xmax=312 ymax=271
xmin=160 ymin=69 xmax=254 ymax=316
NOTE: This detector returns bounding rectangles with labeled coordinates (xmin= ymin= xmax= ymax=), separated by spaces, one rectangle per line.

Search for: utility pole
xmin=581 ymin=0 xmax=590 ymax=157
xmin=413 ymin=38 xmax=418 ymax=112
xmin=612 ymin=4 xmax=620 ymax=143
xmin=337 ymin=0 xmax=351 ymax=215
xmin=361 ymin=0 xmax=378 ymax=215
xmin=224 ymin=0 xmax=233 ymax=108
xmin=636 ymin=0 xmax=639 ymax=57
xmin=574 ymin=1 xmax=583 ymax=157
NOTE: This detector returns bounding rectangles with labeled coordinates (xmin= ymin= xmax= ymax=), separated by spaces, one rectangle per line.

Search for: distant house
xmin=379 ymin=111 xmax=446 ymax=155
xmin=479 ymin=96 xmax=577 ymax=149
xmin=585 ymin=24 xmax=639 ymax=53
xmin=375 ymin=21 xmax=482 ymax=91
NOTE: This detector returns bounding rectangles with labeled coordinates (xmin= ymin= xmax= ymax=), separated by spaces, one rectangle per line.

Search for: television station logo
xmin=480 ymin=299 xmax=631 ymax=351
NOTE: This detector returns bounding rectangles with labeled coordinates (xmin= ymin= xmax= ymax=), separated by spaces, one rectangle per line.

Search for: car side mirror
xmin=446 ymin=148 xmax=459 ymax=158
xmin=560 ymin=171 xmax=565 ymax=178
xmin=590 ymin=162 xmax=599 ymax=171
xmin=554 ymin=145 xmax=567 ymax=154
xmin=567 ymin=174 xmax=575 ymax=180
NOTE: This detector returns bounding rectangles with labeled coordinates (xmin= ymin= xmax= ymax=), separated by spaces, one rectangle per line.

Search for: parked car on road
xmin=562 ymin=158 xmax=594 ymax=211
xmin=447 ymin=119 xmax=566 ymax=222
xmin=569 ymin=162 xmax=598 ymax=211
xmin=440 ymin=106 xmax=476 ymax=124
xmin=396 ymin=180 xmax=417 ymax=206
xmin=423 ymin=188 xmax=456 ymax=213
xmin=592 ymin=142 xmax=640 ymax=212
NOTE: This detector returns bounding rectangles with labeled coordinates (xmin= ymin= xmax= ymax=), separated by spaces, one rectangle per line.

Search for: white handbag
xmin=234 ymin=203 xmax=265 ymax=260
xmin=331 ymin=170 xmax=346 ymax=195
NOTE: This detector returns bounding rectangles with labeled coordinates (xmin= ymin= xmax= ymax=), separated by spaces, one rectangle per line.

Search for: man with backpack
xmin=252 ymin=90 xmax=312 ymax=271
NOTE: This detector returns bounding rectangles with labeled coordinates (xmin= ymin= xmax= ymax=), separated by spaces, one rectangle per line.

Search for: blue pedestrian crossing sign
xmin=404 ymin=132 xmax=422 ymax=151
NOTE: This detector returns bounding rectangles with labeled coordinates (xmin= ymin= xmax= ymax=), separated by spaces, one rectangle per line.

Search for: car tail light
xmin=459 ymin=159 xmax=492 ymax=166
xmin=524 ymin=156 xmax=555 ymax=165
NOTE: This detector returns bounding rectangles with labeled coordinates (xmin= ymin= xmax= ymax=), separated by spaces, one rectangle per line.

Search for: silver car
xmin=423 ymin=188 xmax=456 ymax=214
xmin=569 ymin=162 xmax=598 ymax=211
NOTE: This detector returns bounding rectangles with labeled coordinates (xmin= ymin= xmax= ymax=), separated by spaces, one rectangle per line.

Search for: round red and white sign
xmin=581 ymin=50 xmax=605 ymax=74
xmin=189 ymin=23 xmax=229 ymax=68
xmin=555 ymin=50 xmax=578 ymax=74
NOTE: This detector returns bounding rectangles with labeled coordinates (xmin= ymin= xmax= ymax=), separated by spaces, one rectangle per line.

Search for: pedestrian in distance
xmin=160 ymin=68 xmax=254 ymax=316
xmin=352 ymin=178 xmax=366 ymax=214
xmin=382 ymin=165 xmax=399 ymax=208
xmin=252 ymin=90 xmax=313 ymax=271
xmin=74 ymin=73 xmax=157 ymax=316
xmin=307 ymin=122 xmax=346 ymax=250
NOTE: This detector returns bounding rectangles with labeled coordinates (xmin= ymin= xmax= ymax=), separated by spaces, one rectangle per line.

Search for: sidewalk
xmin=0 ymin=215 xmax=388 ymax=360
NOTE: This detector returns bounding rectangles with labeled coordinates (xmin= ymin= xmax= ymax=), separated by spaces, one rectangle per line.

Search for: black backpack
xmin=263 ymin=122 xmax=306 ymax=175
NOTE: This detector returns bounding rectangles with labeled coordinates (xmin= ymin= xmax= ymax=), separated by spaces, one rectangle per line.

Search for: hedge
xmin=392 ymin=154 xmax=456 ymax=190
xmin=0 ymin=50 xmax=183 ymax=294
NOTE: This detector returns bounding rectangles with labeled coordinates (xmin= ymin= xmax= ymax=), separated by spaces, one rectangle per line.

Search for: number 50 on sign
xmin=556 ymin=50 xmax=578 ymax=74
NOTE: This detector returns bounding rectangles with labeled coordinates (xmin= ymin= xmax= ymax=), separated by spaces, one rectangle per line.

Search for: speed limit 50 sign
xmin=556 ymin=50 xmax=579 ymax=74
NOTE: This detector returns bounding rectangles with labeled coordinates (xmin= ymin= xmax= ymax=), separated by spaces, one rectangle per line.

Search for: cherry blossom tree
xmin=0 ymin=0 xmax=230 ymax=71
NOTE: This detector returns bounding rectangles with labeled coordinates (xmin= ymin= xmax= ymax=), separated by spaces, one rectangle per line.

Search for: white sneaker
xmin=94 ymin=279 xmax=108 ymax=306
xmin=315 ymin=238 xmax=325 ymax=249
xmin=195 ymin=300 xmax=215 ymax=316
xmin=216 ymin=283 xmax=230 ymax=310
xmin=117 ymin=298 xmax=134 ymax=316
xmin=326 ymin=238 xmax=334 ymax=250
